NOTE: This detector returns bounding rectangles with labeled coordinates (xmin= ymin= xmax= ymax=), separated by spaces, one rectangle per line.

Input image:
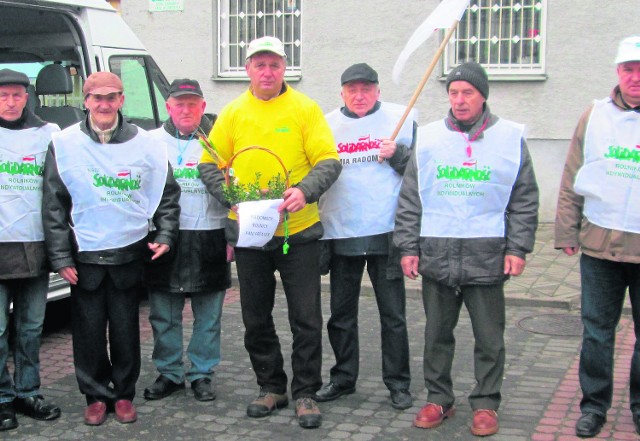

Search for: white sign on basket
xmin=236 ymin=199 xmax=284 ymax=248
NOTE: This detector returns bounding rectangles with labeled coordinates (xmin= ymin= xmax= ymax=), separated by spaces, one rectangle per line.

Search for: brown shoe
xmin=471 ymin=409 xmax=499 ymax=436
xmin=295 ymin=397 xmax=322 ymax=429
xmin=83 ymin=402 xmax=107 ymax=426
xmin=114 ymin=399 xmax=137 ymax=424
xmin=414 ymin=402 xmax=456 ymax=429
xmin=246 ymin=389 xmax=288 ymax=418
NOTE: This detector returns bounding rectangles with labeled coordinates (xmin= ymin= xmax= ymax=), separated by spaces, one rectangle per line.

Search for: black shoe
xmin=314 ymin=382 xmax=355 ymax=402
xmin=390 ymin=389 xmax=413 ymax=410
xmin=191 ymin=378 xmax=216 ymax=402
xmin=0 ymin=402 xmax=18 ymax=431
xmin=14 ymin=395 xmax=61 ymax=421
xmin=575 ymin=412 xmax=605 ymax=438
xmin=633 ymin=410 xmax=640 ymax=435
xmin=143 ymin=375 xmax=185 ymax=400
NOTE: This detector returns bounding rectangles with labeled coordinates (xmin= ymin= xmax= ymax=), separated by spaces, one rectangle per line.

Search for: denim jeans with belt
xmin=0 ymin=274 xmax=49 ymax=403
xmin=148 ymin=289 xmax=225 ymax=384
xmin=579 ymin=254 xmax=640 ymax=416
xmin=235 ymin=240 xmax=322 ymax=400
xmin=327 ymin=254 xmax=410 ymax=391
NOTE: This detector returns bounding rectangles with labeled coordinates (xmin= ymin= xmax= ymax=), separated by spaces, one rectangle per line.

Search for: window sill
xmin=212 ymin=74 xmax=302 ymax=82
xmin=438 ymin=73 xmax=548 ymax=82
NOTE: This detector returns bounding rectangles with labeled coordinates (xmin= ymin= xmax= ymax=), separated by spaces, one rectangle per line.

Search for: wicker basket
xmin=224 ymin=145 xmax=290 ymax=189
xmin=224 ymin=146 xmax=291 ymax=254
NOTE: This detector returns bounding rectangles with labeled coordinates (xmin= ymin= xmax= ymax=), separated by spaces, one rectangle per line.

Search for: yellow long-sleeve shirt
xmin=201 ymin=86 xmax=338 ymax=236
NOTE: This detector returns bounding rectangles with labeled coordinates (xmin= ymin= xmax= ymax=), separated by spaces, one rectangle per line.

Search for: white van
xmin=0 ymin=0 xmax=172 ymax=304
xmin=0 ymin=0 xmax=170 ymax=129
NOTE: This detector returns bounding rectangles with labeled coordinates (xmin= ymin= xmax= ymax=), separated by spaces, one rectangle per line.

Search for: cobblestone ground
xmin=5 ymin=224 xmax=638 ymax=440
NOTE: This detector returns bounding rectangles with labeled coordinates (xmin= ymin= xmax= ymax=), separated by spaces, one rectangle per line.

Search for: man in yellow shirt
xmin=199 ymin=36 xmax=341 ymax=429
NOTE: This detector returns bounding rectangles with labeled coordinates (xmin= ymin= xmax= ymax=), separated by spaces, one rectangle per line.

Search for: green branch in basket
xmin=197 ymin=133 xmax=228 ymax=170
xmin=223 ymin=172 xmax=288 ymax=205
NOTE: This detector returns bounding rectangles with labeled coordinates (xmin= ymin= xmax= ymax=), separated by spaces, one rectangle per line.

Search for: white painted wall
xmin=120 ymin=0 xmax=640 ymax=222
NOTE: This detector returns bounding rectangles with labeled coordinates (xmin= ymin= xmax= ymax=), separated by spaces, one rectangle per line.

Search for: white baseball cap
xmin=615 ymin=36 xmax=640 ymax=64
xmin=245 ymin=36 xmax=287 ymax=60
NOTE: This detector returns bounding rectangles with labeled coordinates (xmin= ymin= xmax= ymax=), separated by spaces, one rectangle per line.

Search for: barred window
xmin=446 ymin=0 xmax=547 ymax=78
xmin=217 ymin=0 xmax=302 ymax=79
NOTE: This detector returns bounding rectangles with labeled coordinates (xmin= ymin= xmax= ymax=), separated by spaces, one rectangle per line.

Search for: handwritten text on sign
xmin=236 ymin=199 xmax=283 ymax=248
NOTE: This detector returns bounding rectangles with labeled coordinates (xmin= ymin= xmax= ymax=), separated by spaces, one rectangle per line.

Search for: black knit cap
xmin=0 ymin=68 xmax=30 ymax=88
xmin=446 ymin=61 xmax=489 ymax=99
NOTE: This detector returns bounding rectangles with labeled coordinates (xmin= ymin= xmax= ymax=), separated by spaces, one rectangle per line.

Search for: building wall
xmin=120 ymin=0 xmax=640 ymax=222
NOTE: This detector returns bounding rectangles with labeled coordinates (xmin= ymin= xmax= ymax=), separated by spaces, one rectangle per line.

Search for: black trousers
xmin=421 ymin=279 xmax=505 ymax=410
xmin=235 ymin=240 xmax=322 ymax=399
xmin=70 ymin=267 xmax=141 ymax=405
xmin=327 ymin=254 xmax=410 ymax=391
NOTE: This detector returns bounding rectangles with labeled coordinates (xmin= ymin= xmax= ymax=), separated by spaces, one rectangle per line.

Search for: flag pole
xmin=389 ymin=20 xmax=460 ymax=141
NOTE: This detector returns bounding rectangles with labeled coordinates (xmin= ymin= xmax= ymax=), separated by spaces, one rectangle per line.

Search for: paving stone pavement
xmin=6 ymin=224 xmax=638 ymax=440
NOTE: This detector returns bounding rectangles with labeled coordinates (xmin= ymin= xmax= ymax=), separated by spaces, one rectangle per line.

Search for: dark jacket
xmin=393 ymin=105 xmax=539 ymax=287
xmin=145 ymin=229 xmax=230 ymax=293
xmin=0 ymin=109 xmax=53 ymax=279
xmin=42 ymin=113 xmax=181 ymax=291
xmin=145 ymin=115 xmax=231 ymax=293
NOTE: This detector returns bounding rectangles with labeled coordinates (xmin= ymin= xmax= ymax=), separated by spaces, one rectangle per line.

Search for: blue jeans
xmin=327 ymin=254 xmax=410 ymax=391
xmin=0 ymin=274 xmax=49 ymax=403
xmin=579 ymin=254 xmax=640 ymax=416
xmin=148 ymin=290 xmax=225 ymax=383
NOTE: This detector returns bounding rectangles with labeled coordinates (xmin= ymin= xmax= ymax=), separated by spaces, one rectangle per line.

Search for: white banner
xmin=392 ymin=0 xmax=470 ymax=83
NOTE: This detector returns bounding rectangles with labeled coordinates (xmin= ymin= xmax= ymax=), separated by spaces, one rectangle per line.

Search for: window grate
xmin=446 ymin=0 xmax=546 ymax=77
xmin=217 ymin=0 xmax=302 ymax=78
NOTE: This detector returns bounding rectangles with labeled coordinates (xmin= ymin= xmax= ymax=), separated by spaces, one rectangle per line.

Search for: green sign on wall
xmin=148 ymin=0 xmax=184 ymax=12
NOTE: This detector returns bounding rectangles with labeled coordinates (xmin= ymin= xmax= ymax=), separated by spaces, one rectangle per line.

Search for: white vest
xmin=574 ymin=98 xmax=640 ymax=233
xmin=319 ymin=102 xmax=415 ymax=239
xmin=417 ymin=119 xmax=523 ymax=238
xmin=150 ymin=128 xmax=227 ymax=230
xmin=52 ymin=124 xmax=168 ymax=251
xmin=0 ymin=123 xmax=59 ymax=242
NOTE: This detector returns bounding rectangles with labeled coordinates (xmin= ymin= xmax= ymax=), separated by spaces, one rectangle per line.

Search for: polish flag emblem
xmin=462 ymin=159 xmax=477 ymax=167
xmin=117 ymin=170 xmax=131 ymax=178
xmin=23 ymin=155 xmax=36 ymax=162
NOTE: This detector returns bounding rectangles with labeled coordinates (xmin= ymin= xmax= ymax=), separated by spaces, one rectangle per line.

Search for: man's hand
xmin=400 ymin=255 xmax=420 ymax=280
xmin=148 ymin=242 xmax=170 ymax=260
xmin=59 ymin=266 xmax=78 ymax=285
xmin=278 ymin=187 xmax=307 ymax=213
xmin=379 ymin=138 xmax=397 ymax=160
xmin=563 ymin=246 xmax=580 ymax=256
xmin=504 ymin=255 xmax=526 ymax=276
xmin=226 ymin=244 xmax=235 ymax=262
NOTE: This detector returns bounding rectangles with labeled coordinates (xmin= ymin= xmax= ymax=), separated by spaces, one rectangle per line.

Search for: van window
xmin=1 ymin=62 xmax=86 ymax=129
xmin=0 ymin=62 xmax=84 ymax=109
xmin=109 ymin=56 xmax=168 ymax=129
